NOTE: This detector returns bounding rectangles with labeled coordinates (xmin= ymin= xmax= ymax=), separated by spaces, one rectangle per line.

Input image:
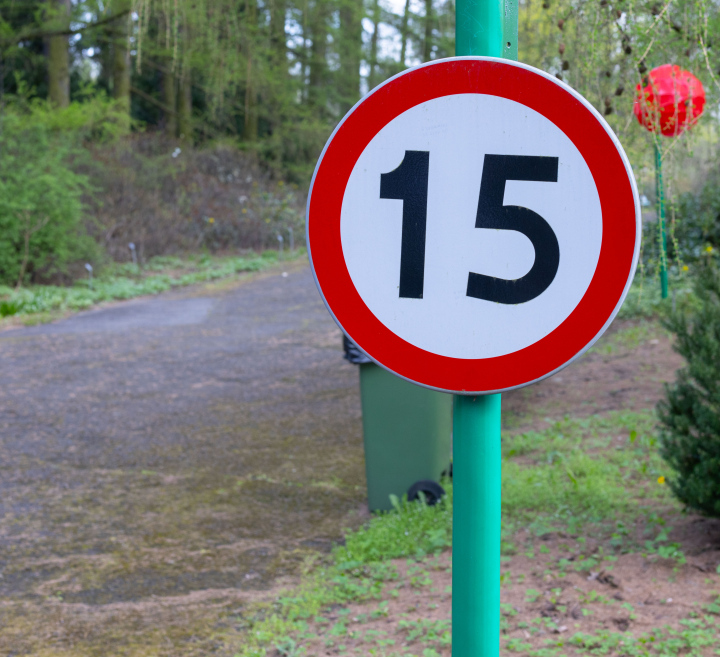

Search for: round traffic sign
xmin=307 ymin=57 xmax=641 ymax=394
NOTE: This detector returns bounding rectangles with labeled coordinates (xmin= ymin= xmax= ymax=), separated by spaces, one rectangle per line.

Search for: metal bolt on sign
xmin=306 ymin=1 xmax=641 ymax=655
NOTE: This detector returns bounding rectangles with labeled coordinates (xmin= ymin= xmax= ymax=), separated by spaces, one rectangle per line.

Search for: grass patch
xmin=231 ymin=410 xmax=699 ymax=657
xmin=561 ymin=617 xmax=720 ymax=657
xmin=235 ymin=494 xmax=453 ymax=657
xmin=618 ymin=271 xmax=697 ymax=321
xmin=588 ymin=321 xmax=668 ymax=356
xmin=337 ymin=494 xmax=452 ymax=565
xmin=0 ymin=250 xmax=305 ymax=321
xmin=503 ymin=412 xmax=671 ymax=534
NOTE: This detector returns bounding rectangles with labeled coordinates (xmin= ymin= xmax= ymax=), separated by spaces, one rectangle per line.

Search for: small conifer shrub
xmin=658 ymin=263 xmax=720 ymax=517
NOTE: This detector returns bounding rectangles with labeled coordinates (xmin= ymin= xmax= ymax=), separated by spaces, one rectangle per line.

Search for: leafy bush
xmin=644 ymin=163 xmax=720 ymax=267
xmin=0 ymin=104 xmax=99 ymax=286
xmin=658 ymin=262 xmax=720 ymax=517
xmin=671 ymin=176 xmax=720 ymax=261
xmin=86 ymin=137 xmax=305 ymax=261
xmin=618 ymin=270 xmax=699 ymax=320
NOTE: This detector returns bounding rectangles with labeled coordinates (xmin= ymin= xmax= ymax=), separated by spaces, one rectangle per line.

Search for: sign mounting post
xmin=306 ymin=22 xmax=640 ymax=657
xmin=454 ymin=1 xmax=507 ymax=655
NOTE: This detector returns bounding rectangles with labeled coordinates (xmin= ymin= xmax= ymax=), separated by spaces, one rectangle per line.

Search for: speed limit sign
xmin=307 ymin=57 xmax=641 ymax=395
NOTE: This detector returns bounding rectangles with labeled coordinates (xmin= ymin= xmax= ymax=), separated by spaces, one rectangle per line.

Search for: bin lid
xmin=343 ymin=335 xmax=372 ymax=365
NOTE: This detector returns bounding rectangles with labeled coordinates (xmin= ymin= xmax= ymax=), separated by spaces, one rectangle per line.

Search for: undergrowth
xmin=234 ymin=410 xmax=690 ymax=657
xmin=0 ymin=250 xmax=304 ymax=321
xmin=618 ymin=270 xmax=697 ymax=320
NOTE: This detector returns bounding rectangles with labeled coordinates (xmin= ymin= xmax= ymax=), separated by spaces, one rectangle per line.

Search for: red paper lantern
xmin=634 ymin=64 xmax=706 ymax=137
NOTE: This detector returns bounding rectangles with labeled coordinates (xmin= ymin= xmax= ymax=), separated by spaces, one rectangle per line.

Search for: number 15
xmin=380 ymin=151 xmax=560 ymax=304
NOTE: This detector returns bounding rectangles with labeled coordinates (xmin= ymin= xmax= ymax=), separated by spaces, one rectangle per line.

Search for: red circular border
xmin=308 ymin=59 xmax=638 ymax=393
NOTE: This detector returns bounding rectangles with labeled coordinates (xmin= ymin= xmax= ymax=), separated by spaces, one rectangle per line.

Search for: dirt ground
xmin=0 ymin=260 xmax=709 ymax=655
xmin=502 ymin=320 xmax=684 ymax=424
xmin=304 ymin=524 xmax=720 ymax=656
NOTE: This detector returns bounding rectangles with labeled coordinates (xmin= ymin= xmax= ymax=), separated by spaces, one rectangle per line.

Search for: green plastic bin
xmin=358 ymin=363 xmax=452 ymax=512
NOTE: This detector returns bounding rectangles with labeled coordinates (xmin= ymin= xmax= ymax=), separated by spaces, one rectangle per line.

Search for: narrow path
xmin=0 ymin=264 xmax=365 ymax=605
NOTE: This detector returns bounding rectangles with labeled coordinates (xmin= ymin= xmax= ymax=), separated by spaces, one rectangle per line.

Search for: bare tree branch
xmin=130 ymin=85 xmax=175 ymax=114
xmin=1 ymin=9 xmax=131 ymax=47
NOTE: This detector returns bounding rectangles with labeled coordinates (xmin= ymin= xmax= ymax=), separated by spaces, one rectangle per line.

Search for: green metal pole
xmin=503 ymin=0 xmax=519 ymax=61
xmin=452 ymin=394 xmax=502 ymax=657
xmin=655 ymin=142 xmax=668 ymax=299
xmin=453 ymin=3 xmax=510 ymax=656
xmin=456 ymin=0 xmax=504 ymax=58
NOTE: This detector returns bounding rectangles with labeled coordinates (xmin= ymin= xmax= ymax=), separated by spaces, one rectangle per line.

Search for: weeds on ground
xmin=618 ymin=271 xmax=697 ymax=320
xmin=502 ymin=412 xmax=670 ymax=538
xmin=0 ymin=250 xmax=304 ymax=320
xmin=233 ymin=410 xmax=712 ymax=657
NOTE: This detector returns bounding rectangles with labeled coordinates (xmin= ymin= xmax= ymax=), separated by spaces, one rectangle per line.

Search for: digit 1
xmin=380 ymin=150 xmax=430 ymax=299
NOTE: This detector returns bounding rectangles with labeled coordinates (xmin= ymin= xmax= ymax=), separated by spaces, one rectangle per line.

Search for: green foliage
xmin=4 ymin=0 xmax=720 ymax=188
xmin=618 ymin=270 xmax=699 ymax=321
xmin=0 ymin=251 xmax=288 ymax=319
xmin=335 ymin=488 xmax=452 ymax=565
xmin=503 ymin=412 xmax=669 ymax=531
xmin=0 ymin=298 xmax=22 ymax=317
xmin=664 ymin=165 xmax=720 ymax=265
xmin=8 ymin=89 xmax=131 ymax=140
xmin=658 ymin=262 xmax=720 ymax=517
xmin=397 ymin=618 xmax=451 ymax=650
xmin=229 ymin=490 xmax=454 ymax=656
xmin=0 ymin=105 xmax=97 ymax=286
xmin=617 ymin=274 xmax=668 ymax=320
xmin=520 ymin=0 xmax=719 ymax=148
xmin=564 ymin=616 xmax=720 ymax=657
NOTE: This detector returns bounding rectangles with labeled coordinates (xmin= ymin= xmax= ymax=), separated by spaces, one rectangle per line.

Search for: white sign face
xmin=341 ymin=94 xmax=602 ymax=359
xmin=307 ymin=58 xmax=640 ymax=394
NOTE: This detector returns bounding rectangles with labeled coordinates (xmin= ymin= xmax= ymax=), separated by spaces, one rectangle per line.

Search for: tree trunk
xmin=308 ymin=0 xmax=330 ymax=109
xmin=16 ymin=212 xmax=50 ymax=289
xmin=46 ymin=0 xmax=71 ymax=107
xmin=162 ymin=67 xmax=177 ymax=137
xmin=269 ymin=0 xmax=287 ymax=68
xmin=112 ymin=0 xmax=131 ymax=112
xmin=399 ymin=0 xmax=411 ymax=68
xmin=244 ymin=0 xmax=258 ymax=141
xmin=178 ymin=66 xmax=192 ymax=142
xmin=338 ymin=0 xmax=362 ymax=115
xmin=244 ymin=55 xmax=258 ymax=141
xmin=161 ymin=10 xmax=177 ymax=137
xmin=264 ymin=0 xmax=287 ymax=138
xmin=423 ymin=0 xmax=433 ymax=62
xmin=368 ymin=0 xmax=381 ymax=89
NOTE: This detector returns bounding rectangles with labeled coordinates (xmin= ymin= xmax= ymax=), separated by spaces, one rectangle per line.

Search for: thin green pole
xmin=503 ymin=0 xmax=519 ymax=61
xmin=453 ymin=3 xmax=510 ymax=656
xmin=452 ymin=394 xmax=502 ymax=657
xmin=456 ymin=0 xmax=504 ymax=58
xmin=655 ymin=142 xmax=668 ymax=299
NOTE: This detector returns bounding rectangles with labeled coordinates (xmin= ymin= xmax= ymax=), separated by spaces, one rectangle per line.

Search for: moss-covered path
xmin=0 ymin=263 xmax=369 ymax=654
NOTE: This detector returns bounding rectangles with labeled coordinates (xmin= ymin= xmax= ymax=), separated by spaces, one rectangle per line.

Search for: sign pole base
xmin=452 ymin=393 xmax=502 ymax=656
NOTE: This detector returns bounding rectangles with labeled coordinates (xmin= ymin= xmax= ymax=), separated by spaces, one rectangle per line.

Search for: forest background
xmin=0 ymin=0 xmax=719 ymax=289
